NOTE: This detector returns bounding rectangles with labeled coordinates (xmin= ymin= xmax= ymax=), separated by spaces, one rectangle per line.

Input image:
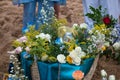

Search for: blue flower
xmin=55 ymin=37 xmax=63 ymax=45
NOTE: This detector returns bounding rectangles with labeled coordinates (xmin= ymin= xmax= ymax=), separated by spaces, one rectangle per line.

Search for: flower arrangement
xmin=86 ymin=6 xmax=120 ymax=64
xmin=8 ymin=3 xmax=115 ymax=67
xmin=8 ymin=18 xmax=104 ymax=66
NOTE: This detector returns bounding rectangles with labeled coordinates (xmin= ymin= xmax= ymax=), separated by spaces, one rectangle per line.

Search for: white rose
xmin=80 ymin=23 xmax=88 ymax=29
xmin=69 ymin=50 xmax=77 ymax=59
xmin=113 ymin=42 xmax=120 ymax=51
xmin=73 ymin=57 xmax=81 ymax=65
xmin=57 ymin=54 xmax=66 ymax=63
xmin=109 ymin=75 xmax=115 ymax=80
xmin=101 ymin=69 xmax=107 ymax=77
xmin=75 ymin=47 xmax=82 ymax=54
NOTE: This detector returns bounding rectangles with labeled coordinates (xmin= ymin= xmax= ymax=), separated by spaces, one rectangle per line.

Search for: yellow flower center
xmin=101 ymin=46 xmax=106 ymax=51
xmin=66 ymin=56 xmax=73 ymax=64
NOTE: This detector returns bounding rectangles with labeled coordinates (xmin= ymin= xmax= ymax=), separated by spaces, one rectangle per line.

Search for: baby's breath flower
xmin=80 ymin=23 xmax=88 ymax=29
xmin=72 ymin=23 xmax=78 ymax=29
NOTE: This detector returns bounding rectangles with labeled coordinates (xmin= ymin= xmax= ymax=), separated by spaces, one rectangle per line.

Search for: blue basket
xmin=20 ymin=52 xmax=94 ymax=80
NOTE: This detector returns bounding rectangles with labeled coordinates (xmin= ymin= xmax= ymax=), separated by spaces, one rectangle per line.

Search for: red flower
xmin=103 ymin=16 xmax=111 ymax=25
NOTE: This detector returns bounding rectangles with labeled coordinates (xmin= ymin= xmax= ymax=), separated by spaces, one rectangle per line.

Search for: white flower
xmin=104 ymin=42 xmax=110 ymax=47
xmin=69 ymin=50 xmax=78 ymax=59
xmin=113 ymin=42 xmax=120 ymax=51
xmin=109 ymin=75 xmax=115 ymax=80
xmin=9 ymin=55 xmax=15 ymax=59
xmin=72 ymin=23 xmax=78 ymax=29
xmin=69 ymin=49 xmax=82 ymax=65
xmin=39 ymin=33 xmax=46 ymax=39
xmin=88 ymin=30 xmax=93 ymax=34
xmin=35 ymin=35 xmax=39 ymax=38
xmin=73 ymin=57 xmax=81 ymax=65
xmin=8 ymin=74 xmax=12 ymax=78
xmin=80 ymin=23 xmax=88 ymax=29
xmin=91 ymin=35 xmax=97 ymax=42
xmin=75 ymin=47 xmax=82 ymax=54
xmin=57 ymin=54 xmax=66 ymax=63
xmin=17 ymin=67 xmax=20 ymax=70
xmin=45 ymin=34 xmax=51 ymax=42
xmin=7 ymin=50 xmax=15 ymax=54
xmin=80 ymin=51 xmax=86 ymax=58
xmin=36 ymin=33 xmax=51 ymax=42
xmin=101 ymin=69 xmax=107 ymax=77
xmin=25 ymin=47 xmax=30 ymax=52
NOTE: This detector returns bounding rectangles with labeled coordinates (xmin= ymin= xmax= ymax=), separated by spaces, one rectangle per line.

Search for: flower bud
xmin=109 ymin=75 xmax=115 ymax=80
xmin=101 ymin=69 xmax=107 ymax=77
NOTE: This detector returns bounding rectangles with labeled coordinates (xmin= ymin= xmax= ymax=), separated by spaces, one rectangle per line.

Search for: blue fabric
xmin=50 ymin=0 xmax=66 ymax=5
xmin=59 ymin=0 xmax=66 ymax=5
xmin=12 ymin=0 xmax=34 ymax=5
xmin=21 ymin=0 xmax=66 ymax=32
xmin=23 ymin=1 xmax=37 ymax=28
xmin=20 ymin=52 xmax=94 ymax=80
xmin=20 ymin=52 xmax=33 ymax=80
xmin=22 ymin=22 xmax=35 ymax=34
xmin=37 ymin=58 xmax=94 ymax=80
xmin=19 ymin=0 xmax=34 ymax=4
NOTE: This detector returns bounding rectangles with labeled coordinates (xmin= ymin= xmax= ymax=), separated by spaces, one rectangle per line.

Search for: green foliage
xmin=39 ymin=18 xmax=67 ymax=41
xmin=27 ymin=18 xmax=68 ymax=62
xmin=86 ymin=6 xmax=103 ymax=24
xmin=86 ymin=5 xmax=117 ymax=28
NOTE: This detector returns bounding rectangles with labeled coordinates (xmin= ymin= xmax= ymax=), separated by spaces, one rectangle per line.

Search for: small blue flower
xmin=22 ymin=22 xmax=35 ymax=34
xmin=22 ymin=26 xmax=29 ymax=34
xmin=55 ymin=37 xmax=63 ymax=45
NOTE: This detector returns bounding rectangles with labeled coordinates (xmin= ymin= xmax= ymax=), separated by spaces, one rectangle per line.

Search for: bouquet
xmin=8 ymin=18 xmax=104 ymax=66
xmin=86 ymin=5 xmax=120 ymax=63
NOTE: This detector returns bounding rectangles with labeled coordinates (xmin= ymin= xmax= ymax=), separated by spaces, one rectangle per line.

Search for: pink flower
xmin=17 ymin=36 xmax=27 ymax=43
xmin=14 ymin=47 xmax=23 ymax=54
